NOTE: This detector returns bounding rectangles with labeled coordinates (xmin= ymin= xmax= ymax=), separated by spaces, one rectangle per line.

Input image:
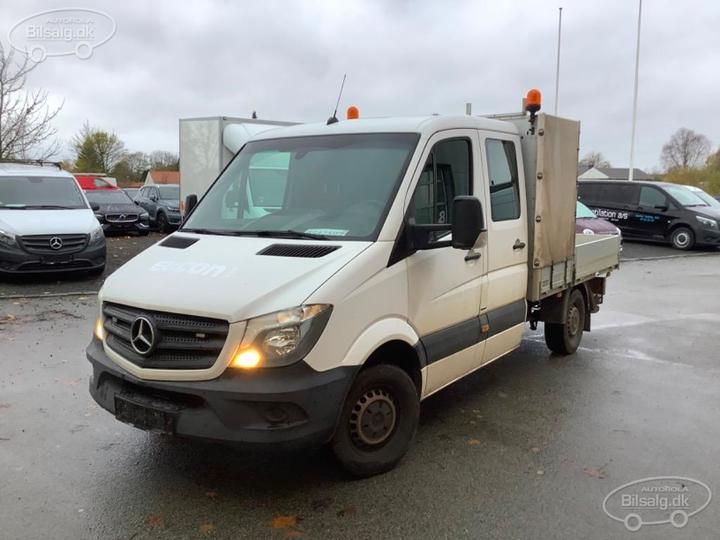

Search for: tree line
xmin=71 ymin=122 xmax=178 ymax=185
xmin=580 ymin=128 xmax=720 ymax=194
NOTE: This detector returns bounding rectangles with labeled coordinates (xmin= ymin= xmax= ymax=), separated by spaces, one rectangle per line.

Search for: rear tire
xmin=670 ymin=226 xmax=694 ymax=250
xmin=544 ymin=289 xmax=586 ymax=355
xmin=332 ymin=364 xmax=419 ymax=477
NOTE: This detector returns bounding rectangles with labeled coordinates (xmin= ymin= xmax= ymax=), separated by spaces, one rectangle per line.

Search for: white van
xmin=88 ymin=98 xmax=619 ymax=476
xmin=0 ymin=161 xmax=106 ymax=275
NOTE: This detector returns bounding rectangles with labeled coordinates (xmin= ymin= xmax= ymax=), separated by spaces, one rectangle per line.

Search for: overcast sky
xmin=2 ymin=0 xmax=719 ymax=170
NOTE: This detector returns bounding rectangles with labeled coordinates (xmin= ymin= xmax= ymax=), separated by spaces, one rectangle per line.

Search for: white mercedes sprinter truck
xmin=88 ymin=92 xmax=620 ymax=476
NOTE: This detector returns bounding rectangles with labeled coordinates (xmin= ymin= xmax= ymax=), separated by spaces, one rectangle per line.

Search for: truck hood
xmin=99 ymin=234 xmax=371 ymax=322
xmin=0 ymin=209 xmax=98 ymax=236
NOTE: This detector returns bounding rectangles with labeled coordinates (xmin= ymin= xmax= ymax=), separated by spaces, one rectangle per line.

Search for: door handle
xmin=464 ymin=251 xmax=481 ymax=261
xmin=513 ymin=239 xmax=526 ymax=250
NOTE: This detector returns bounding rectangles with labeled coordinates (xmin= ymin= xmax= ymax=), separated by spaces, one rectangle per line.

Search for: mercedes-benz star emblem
xmin=130 ymin=316 xmax=156 ymax=356
xmin=119 ymin=214 xmax=126 ymax=220
xmin=49 ymin=237 xmax=63 ymax=250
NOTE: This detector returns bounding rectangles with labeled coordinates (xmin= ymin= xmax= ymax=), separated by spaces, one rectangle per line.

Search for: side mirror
xmin=184 ymin=194 xmax=198 ymax=215
xmin=452 ymin=196 xmax=485 ymax=250
xmin=89 ymin=202 xmax=100 ymax=211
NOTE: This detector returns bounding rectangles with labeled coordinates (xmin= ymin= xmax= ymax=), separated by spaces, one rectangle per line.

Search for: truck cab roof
xmin=250 ymin=115 xmax=521 ymax=141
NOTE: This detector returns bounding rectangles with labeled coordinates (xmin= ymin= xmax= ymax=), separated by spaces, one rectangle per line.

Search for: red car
xmin=74 ymin=175 xmax=117 ymax=190
xmin=576 ymin=201 xmax=622 ymax=237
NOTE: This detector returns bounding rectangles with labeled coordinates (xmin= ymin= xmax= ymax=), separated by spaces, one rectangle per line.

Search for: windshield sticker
xmin=305 ymin=228 xmax=349 ymax=237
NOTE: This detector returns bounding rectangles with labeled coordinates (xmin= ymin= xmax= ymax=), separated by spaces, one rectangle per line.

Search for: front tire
xmin=670 ymin=226 xmax=695 ymax=250
xmin=545 ymin=289 xmax=586 ymax=355
xmin=332 ymin=364 xmax=419 ymax=477
xmin=156 ymin=212 xmax=170 ymax=233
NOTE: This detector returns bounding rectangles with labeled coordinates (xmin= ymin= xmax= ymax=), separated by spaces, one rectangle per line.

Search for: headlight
xmin=230 ymin=304 xmax=332 ymax=368
xmin=89 ymin=226 xmax=105 ymax=244
xmin=696 ymin=216 xmax=718 ymax=229
xmin=0 ymin=229 xmax=16 ymax=247
xmin=140 ymin=212 xmax=149 ymax=219
xmin=94 ymin=213 xmax=104 ymax=222
xmin=582 ymin=228 xmax=595 ymax=235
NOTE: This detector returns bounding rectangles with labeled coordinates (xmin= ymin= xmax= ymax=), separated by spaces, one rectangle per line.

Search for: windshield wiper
xmin=252 ymin=229 xmax=328 ymax=240
xmin=23 ymin=204 xmax=75 ymax=209
xmin=181 ymin=228 xmax=249 ymax=237
xmin=181 ymin=228 xmax=328 ymax=240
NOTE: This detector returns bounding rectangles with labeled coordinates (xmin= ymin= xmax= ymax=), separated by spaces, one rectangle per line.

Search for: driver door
xmin=404 ymin=130 xmax=488 ymax=396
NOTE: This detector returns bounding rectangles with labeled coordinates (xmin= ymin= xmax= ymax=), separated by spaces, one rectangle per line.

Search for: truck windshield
xmin=576 ymin=201 xmax=597 ymax=218
xmin=183 ymin=133 xmax=418 ymax=240
xmin=0 ymin=176 xmax=87 ymax=209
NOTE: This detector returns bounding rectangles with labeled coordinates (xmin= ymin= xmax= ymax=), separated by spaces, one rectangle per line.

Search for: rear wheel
xmin=670 ymin=226 xmax=694 ymax=250
xmin=545 ymin=288 xmax=586 ymax=355
xmin=332 ymin=364 xmax=419 ymax=477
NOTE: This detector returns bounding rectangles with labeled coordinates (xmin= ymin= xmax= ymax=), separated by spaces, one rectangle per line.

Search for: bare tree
xmin=660 ymin=128 xmax=711 ymax=171
xmin=579 ymin=152 xmax=611 ymax=169
xmin=149 ymin=150 xmax=179 ymax=170
xmin=0 ymin=42 xmax=62 ymax=160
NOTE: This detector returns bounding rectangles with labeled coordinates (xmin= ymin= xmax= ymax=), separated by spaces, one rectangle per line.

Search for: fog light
xmin=94 ymin=318 xmax=105 ymax=341
xmin=231 ymin=347 xmax=262 ymax=369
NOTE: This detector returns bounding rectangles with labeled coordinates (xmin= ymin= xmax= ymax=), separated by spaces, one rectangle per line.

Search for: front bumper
xmin=86 ymin=338 xmax=357 ymax=447
xmin=0 ymin=242 xmax=106 ymax=274
xmin=101 ymin=220 xmax=149 ymax=234
xmin=165 ymin=211 xmax=182 ymax=225
xmin=697 ymin=229 xmax=720 ymax=246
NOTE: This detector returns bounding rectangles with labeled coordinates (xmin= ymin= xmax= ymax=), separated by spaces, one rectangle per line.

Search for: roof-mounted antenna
xmin=327 ymin=74 xmax=347 ymax=125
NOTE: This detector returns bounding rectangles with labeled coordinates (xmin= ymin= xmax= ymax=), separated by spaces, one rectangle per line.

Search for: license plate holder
xmin=41 ymin=253 xmax=73 ymax=265
xmin=114 ymin=396 xmax=176 ymax=433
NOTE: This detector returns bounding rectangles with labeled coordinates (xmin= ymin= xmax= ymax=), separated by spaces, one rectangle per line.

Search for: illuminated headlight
xmin=89 ymin=226 xmax=105 ymax=244
xmin=0 ymin=229 xmax=16 ymax=247
xmin=696 ymin=216 xmax=718 ymax=229
xmin=230 ymin=304 xmax=332 ymax=368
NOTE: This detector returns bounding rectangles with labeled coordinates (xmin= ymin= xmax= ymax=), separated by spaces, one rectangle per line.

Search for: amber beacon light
xmin=346 ymin=106 xmax=359 ymax=120
xmin=525 ymin=89 xmax=542 ymax=114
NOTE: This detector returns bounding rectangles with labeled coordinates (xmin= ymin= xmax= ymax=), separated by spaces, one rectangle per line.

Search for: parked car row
xmin=578 ymin=179 xmax=720 ymax=250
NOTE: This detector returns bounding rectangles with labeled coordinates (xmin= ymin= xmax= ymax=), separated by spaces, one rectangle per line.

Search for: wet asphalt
xmin=1 ymin=248 xmax=719 ymax=539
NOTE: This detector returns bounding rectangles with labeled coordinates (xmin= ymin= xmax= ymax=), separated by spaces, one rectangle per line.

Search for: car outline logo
xmin=130 ymin=316 xmax=156 ymax=356
xmin=603 ymin=476 xmax=712 ymax=531
xmin=49 ymin=237 xmax=63 ymax=250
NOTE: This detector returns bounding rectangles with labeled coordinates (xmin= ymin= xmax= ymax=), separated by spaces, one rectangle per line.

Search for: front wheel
xmin=156 ymin=212 xmax=170 ymax=233
xmin=545 ymin=288 xmax=586 ymax=355
xmin=670 ymin=226 xmax=695 ymax=250
xmin=332 ymin=364 xmax=419 ymax=477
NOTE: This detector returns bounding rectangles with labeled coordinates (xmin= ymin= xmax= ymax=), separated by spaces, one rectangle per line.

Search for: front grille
xmin=102 ymin=302 xmax=229 ymax=369
xmin=19 ymin=234 xmax=88 ymax=254
xmin=106 ymin=213 xmax=138 ymax=223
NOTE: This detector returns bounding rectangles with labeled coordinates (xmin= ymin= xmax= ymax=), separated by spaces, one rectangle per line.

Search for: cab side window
xmin=486 ymin=139 xmax=520 ymax=221
xmin=639 ymin=186 xmax=668 ymax=209
xmin=411 ymin=138 xmax=471 ymax=226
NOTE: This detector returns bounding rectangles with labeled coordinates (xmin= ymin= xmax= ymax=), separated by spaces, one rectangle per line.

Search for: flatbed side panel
xmin=574 ymin=234 xmax=620 ymax=283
